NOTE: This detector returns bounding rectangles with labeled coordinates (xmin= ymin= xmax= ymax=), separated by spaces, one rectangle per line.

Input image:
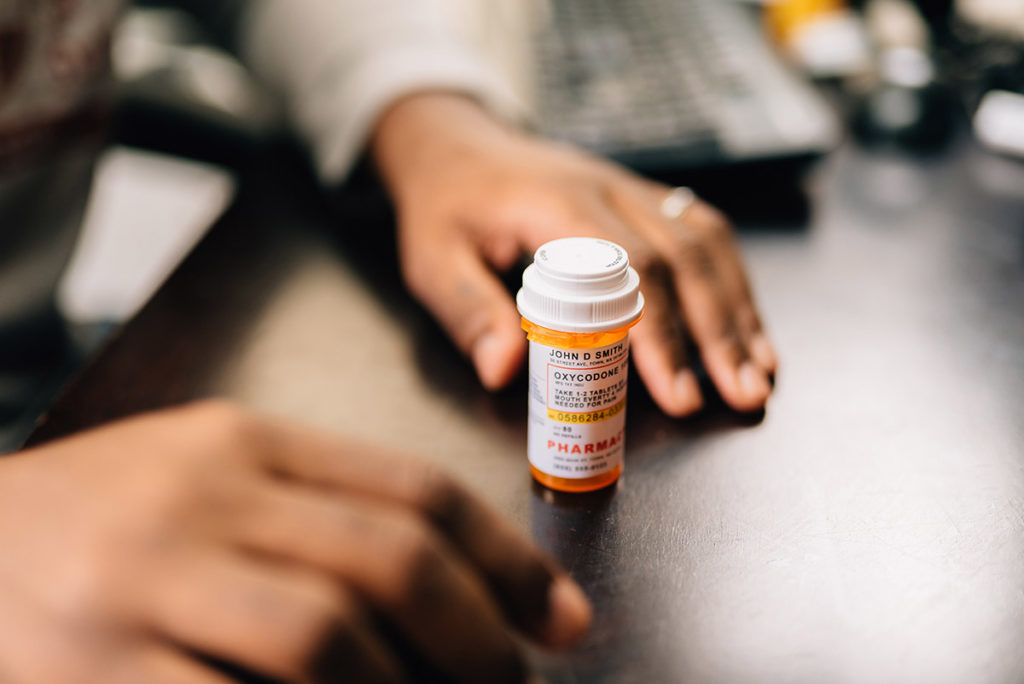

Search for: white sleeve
xmin=239 ymin=0 xmax=530 ymax=184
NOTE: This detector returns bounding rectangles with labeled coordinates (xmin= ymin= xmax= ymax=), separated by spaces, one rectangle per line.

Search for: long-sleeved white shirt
xmin=0 ymin=0 xmax=527 ymax=352
xmin=241 ymin=0 xmax=528 ymax=182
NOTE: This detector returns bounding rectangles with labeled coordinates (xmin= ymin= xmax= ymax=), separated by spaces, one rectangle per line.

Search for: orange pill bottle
xmin=516 ymin=238 xmax=645 ymax=492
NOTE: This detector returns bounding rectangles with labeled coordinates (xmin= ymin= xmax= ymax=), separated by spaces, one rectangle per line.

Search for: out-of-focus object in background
xmin=974 ymin=89 xmax=1024 ymax=157
xmin=947 ymin=0 xmax=1024 ymax=159
xmin=529 ymin=0 xmax=840 ymax=175
xmin=765 ymin=0 xmax=874 ymax=79
xmin=851 ymin=0 xmax=958 ymax=151
xmin=866 ymin=0 xmax=932 ymax=49
xmin=113 ymin=8 xmax=281 ymax=163
xmin=58 ymin=146 xmax=235 ymax=327
xmin=957 ymin=0 xmax=1024 ymax=38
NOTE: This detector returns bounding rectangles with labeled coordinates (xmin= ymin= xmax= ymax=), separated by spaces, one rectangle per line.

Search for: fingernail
xmin=674 ymin=369 xmax=703 ymax=415
xmin=739 ymin=362 xmax=771 ymax=402
xmin=472 ymin=333 xmax=504 ymax=390
xmin=538 ymin=576 xmax=592 ymax=650
xmin=750 ymin=334 xmax=778 ymax=372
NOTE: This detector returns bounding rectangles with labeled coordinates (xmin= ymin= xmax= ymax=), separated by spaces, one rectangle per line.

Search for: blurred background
xmin=5 ymin=0 xmax=1023 ymax=447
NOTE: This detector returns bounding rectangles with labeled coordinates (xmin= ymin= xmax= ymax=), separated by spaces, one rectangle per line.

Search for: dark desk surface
xmin=30 ymin=139 xmax=1024 ymax=683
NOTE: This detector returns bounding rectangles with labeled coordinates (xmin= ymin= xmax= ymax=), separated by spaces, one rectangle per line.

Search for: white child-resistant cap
xmin=516 ymin=237 xmax=645 ymax=333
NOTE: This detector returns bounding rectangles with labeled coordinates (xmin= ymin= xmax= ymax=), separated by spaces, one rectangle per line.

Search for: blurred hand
xmin=0 ymin=402 xmax=590 ymax=683
xmin=372 ymin=94 xmax=777 ymax=415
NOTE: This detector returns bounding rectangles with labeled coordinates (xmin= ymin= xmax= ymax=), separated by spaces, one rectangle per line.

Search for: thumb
xmin=404 ymin=239 xmax=526 ymax=390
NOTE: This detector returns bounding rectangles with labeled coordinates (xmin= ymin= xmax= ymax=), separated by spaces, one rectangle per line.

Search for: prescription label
xmin=527 ymin=337 xmax=629 ymax=479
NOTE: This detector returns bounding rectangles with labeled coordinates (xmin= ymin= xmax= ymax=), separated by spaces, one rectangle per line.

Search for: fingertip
xmin=472 ymin=334 xmax=505 ymax=390
xmin=651 ymin=368 xmax=703 ymax=417
xmin=669 ymin=369 xmax=704 ymax=417
xmin=630 ymin=335 xmax=702 ymax=418
xmin=536 ymin=576 xmax=592 ymax=650
xmin=750 ymin=333 xmax=778 ymax=374
xmin=472 ymin=330 xmax=526 ymax=390
xmin=736 ymin=362 xmax=771 ymax=409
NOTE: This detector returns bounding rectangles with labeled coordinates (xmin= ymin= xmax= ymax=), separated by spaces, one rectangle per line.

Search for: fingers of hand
xmin=392 ymin=472 xmax=591 ymax=649
xmin=614 ymin=186 xmax=774 ymax=411
xmin=688 ymin=210 xmax=777 ymax=375
xmin=250 ymin=425 xmax=591 ymax=651
xmin=673 ymin=234 xmax=771 ymax=410
xmin=400 ymin=230 xmax=525 ymax=390
xmin=144 ymin=551 xmax=401 ymax=684
xmin=523 ymin=189 xmax=703 ymax=416
xmin=232 ymin=484 xmax=527 ymax=684
xmin=628 ymin=260 xmax=704 ymax=416
xmin=671 ymin=202 xmax=774 ymax=382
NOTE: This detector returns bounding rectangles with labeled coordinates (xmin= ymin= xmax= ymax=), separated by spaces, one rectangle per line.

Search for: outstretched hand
xmin=0 ymin=402 xmax=590 ymax=683
xmin=372 ymin=94 xmax=777 ymax=415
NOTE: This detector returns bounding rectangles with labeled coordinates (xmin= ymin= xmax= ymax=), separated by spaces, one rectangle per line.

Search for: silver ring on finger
xmin=659 ymin=186 xmax=697 ymax=221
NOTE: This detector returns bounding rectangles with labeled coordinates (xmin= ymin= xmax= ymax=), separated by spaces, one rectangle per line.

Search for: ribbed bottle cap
xmin=516 ymin=237 xmax=644 ymax=333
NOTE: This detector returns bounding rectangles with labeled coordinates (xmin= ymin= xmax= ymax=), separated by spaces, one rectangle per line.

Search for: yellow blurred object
xmin=765 ymin=0 xmax=846 ymax=43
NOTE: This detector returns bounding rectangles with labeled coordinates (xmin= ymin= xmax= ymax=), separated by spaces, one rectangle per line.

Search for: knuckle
xmin=387 ymin=518 xmax=449 ymax=606
xmin=547 ymin=192 xmax=607 ymax=234
xmin=190 ymin=400 xmax=266 ymax=455
xmin=400 ymin=253 xmax=431 ymax=299
xmin=281 ymin=599 xmax=359 ymax=679
xmin=671 ymin=235 xmax=715 ymax=278
xmin=698 ymin=203 xmax=731 ymax=230
xmin=699 ymin=214 xmax=732 ymax=243
xmin=56 ymin=539 xmax=131 ymax=621
xmin=414 ymin=468 xmax=468 ymax=526
xmin=546 ymin=191 xmax=588 ymax=223
xmin=398 ymin=224 xmax=450 ymax=302
xmin=646 ymin=303 xmax=686 ymax=341
xmin=735 ymin=305 xmax=763 ymax=334
xmin=714 ymin=327 xmax=749 ymax=363
xmin=235 ymin=575 xmax=361 ymax=681
xmin=594 ymin=178 xmax=619 ymax=206
xmin=630 ymin=248 xmax=670 ymax=283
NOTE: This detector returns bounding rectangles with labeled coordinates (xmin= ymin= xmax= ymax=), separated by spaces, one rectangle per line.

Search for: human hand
xmin=371 ymin=94 xmax=777 ymax=416
xmin=0 ymin=402 xmax=590 ymax=683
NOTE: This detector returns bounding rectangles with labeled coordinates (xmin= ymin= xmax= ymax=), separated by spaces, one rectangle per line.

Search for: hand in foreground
xmin=372 ymin=94 xmax=777 ymax=415
xmin=0 ymin=402 xmax=590 ymax=683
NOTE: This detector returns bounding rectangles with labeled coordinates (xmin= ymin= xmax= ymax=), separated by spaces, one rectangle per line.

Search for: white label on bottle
xmin=527 ymin=336 xmax=629 ymax=479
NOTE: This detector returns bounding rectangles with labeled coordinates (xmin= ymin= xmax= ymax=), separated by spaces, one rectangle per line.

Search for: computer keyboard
xmin=532 ymin=0 xmax=841 ymax=172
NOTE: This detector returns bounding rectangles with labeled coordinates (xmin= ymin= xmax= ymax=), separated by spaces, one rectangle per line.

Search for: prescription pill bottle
xmin=516 ymin=238 xmax=644 ymax=492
